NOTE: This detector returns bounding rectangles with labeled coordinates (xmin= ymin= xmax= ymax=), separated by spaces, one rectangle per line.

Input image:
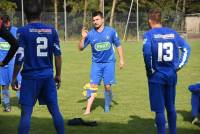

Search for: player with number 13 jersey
xmin=143 ymin=27 xmax=190 ymax=84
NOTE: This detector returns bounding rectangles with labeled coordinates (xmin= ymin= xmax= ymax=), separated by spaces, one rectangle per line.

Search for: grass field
xmin=0 ymin=40 xmax=200 ymax=134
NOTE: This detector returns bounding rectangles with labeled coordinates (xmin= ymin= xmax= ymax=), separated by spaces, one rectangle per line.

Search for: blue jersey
xmin=15 ymin=22 xmax=61 ymax=79
xmin=143 ymin=27 xmax=190 ymax=83
xmin=0 ymin=26 xmax=17 ymax=64
xmin=84 ymin=26 xmax=121 ymax=63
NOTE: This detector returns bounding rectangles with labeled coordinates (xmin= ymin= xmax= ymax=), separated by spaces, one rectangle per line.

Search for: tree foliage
xmin=0 ymin=0 xmax=16 ymax=14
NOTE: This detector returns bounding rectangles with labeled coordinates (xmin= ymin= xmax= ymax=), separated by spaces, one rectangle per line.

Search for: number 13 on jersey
xmin=158 ymin=42 xmax=173 ymax=62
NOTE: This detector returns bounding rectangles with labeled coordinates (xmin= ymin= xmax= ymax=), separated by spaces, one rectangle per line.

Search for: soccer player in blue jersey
xmin=79 ymin=11 xmax=124 ymax=115
xmin=0 ymin=15 xmax=21 ymax=112
xmin=11 ymin=1 xmax=64 ymax=134
xmin=143 ymin=9 xmax=190 ymax=134
xmin=188 ymin=83 xmax=200 ymax=125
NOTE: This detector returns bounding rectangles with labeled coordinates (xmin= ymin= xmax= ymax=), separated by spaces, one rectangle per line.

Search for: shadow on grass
xmin=177 ymin=110 xmax=192 ymax=123
xmin=0 ymin=114 xmax=200 ymax=134
xmin=77 ymin=98 xmax=118 ymax=112
xmin=10 ymin=96 xmax=20 ymax=108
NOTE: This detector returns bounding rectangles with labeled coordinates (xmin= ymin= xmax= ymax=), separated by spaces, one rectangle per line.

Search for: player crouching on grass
xmin=188 ymin=83 xmax=200 ymax=125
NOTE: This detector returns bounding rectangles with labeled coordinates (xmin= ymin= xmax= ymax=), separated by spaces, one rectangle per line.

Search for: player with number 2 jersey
xmin=12 ymin=1 xmax=64 ymax=134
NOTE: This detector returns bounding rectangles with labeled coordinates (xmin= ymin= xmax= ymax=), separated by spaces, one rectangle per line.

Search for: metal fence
xmin=4 ymin=11 xmax=200 ymax=41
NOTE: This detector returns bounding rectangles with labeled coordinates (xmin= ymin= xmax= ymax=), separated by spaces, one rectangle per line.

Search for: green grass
xmin=0 ymin=40 xmax=200 ymax=134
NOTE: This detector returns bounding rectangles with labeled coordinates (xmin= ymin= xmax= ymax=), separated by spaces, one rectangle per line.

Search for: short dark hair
xmin=24 ymin=1 xmax=42 ymax=22
xmin=148 ymin=9 xmax=161 ymax=23
xmin=92 ymin=11 xmax=103 ymax=18
xmin=1 ymin=15 xmax=10 ymax=23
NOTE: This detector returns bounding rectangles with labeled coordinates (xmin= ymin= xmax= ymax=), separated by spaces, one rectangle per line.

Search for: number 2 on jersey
xmin=158 ymin=42 xmax=173 ymax=62
xmin=37 ymin=37 xmax=48 ymax=57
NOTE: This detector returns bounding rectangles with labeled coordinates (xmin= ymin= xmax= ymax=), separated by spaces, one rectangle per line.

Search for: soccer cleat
xmin=192 ymin=117 xmax=200 ymax=125
xmin=3 ymin=103 xmax=11 ymax=112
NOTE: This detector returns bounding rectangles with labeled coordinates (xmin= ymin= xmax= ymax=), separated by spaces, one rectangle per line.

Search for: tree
xmin=54 ymin=0 xmax=58 ymax=30
xmin=99 ymin=0 xmax=104 ymax=13
xmin=83 ymin=0 xmax=88 ymax=27
xmin=109 ymin=0 xmax=117 ymax=26
xmin=0 ymin=0 xmax=16 ymax=14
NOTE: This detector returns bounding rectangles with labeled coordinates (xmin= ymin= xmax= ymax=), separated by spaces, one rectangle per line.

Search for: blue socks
xmin=16 ymin=91 xmax=20 ymax=100
xmin=167 ymin=110 xmax=177 ymax=134
xmin=155 ymin=111 xmax=177 ymax=134
xmin=155 ymin=112 xmax=166 ymax=134
xmin=18 ymin=104 xmax=65 ymax=134
xmin=2 ymin=89 xmax=10 ymax=105
xmin=191 ymin=93 xmax=200 ymax=117
xmin=47 ymin=103 xmax=65 ymax=134
xmin=18 ymin=105 xmax=33 ymax=134
xmin=104 ymin=90 xmax=112 ymax=112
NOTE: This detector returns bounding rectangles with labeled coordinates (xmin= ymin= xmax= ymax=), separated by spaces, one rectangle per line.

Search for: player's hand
xmin=11 ymin=79 xmax=20 ymax=91
xmin=81 ymin=27 xmax=88 ymax=38
xmin=54 ymin=76 xmax=61 ymax=90
xmin=119 ymin=59 xmax=124 ymax=70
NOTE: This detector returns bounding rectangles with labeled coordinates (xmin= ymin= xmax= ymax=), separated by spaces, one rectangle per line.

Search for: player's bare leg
xmin=84 ymin=84 xmax=98 ymax=115
xmin=84 ymin=94 xmax=95 ymax=115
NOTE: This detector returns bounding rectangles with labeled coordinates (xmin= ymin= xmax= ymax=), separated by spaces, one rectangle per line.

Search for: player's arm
xmin=0 ymin=23 xmax=19 ymax=66
xmin=142 ymin=33 xmax=154 ymax=77
xmin=113 ymin=29 xmax=124 ymax=69
xmin=11 ymin=29 xmax=25 ymax=91
xmin=79 ymin=27 xmax=89 ymax=51
xmin=176 ymin=33 xmax=191 ymax=71
xmin=116 ymin=46 xmax=124 ymax=69
xmin=53 ymin=29 xmax=62 ymax=89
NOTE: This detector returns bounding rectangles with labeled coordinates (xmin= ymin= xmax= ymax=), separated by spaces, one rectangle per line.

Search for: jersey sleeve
xmin=142 ymin=32 xmax=154 ymax=76
xmin=0 ymin=22 xmax=19 ymax=65
xmin=112 ymin=29 xmax=121 ymax=47
xmin=53 ymin=29 xmax=61 ymax=56
xmin=175 ymin=32 xmax=190 ymax=69
xmin=15 ymin=28 xmax=25 ymax=65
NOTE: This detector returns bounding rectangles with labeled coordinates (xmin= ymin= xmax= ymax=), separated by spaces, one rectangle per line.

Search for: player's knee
xmin=104 ymin=84 xmax=111 ymax=90
xmin=155 ymin=112 xmax=166 ymax=125
xmin=90 ymin=84 xmax=98 ymax=88
xmin=166 ymin=110 xmax=177 ymax=118
xmin=82 ymin=83 xmax=98 ymax=99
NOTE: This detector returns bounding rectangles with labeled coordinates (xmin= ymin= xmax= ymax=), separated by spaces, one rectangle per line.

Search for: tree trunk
xmin=109 ymin=0 xmax=117 ymax=27
xmin=99 ymin=0 xmax=103 ymax=12
xmin=83 ymin=0 xmax=88 ymax=27
xmin=181 ymin=0 xmax=186 ymax=31
xmin=54 ymin=0 xmax=58 ymax=30
xmin=172 ymin=0 xmax=180 ymax=29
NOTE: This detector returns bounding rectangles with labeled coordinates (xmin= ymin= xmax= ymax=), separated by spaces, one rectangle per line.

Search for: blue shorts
xmin=19 ymin=77 xmax=58 ymax=106
xmin=148 ymin=82 xmax=176 ymax=112
xmin=90 ymin=62 xmax=115 ymax=85
xmin=0 ymin=61 xmax=22 ymax=86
